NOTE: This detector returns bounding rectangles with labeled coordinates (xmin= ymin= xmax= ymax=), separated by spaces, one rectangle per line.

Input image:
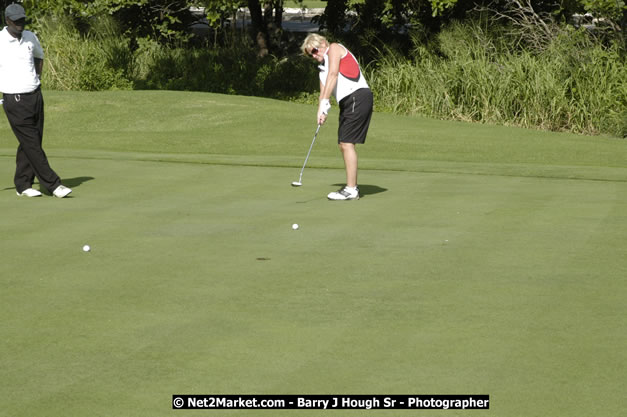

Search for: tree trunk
xmin=323 ymin=0 xmax=348 ymax=35
xmin=274 ymin=0 xmax=283 ymax=29
xmin=248 ymin=0 xmax=269 ymax=56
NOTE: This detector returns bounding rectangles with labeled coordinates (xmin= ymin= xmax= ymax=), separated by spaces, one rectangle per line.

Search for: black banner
xmin=172 ymin=395 xmax=489 ymax=410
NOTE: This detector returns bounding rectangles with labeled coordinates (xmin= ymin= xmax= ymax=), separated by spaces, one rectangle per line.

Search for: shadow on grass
xmin=39 ymin=176 xmax=95 ymax=197
xmin=332 ymin=184 xmax=388 ymax=197
xmin=2 ymin=176 xmax=95 ymax=195
xmin=62 ymin=176 xmax=95 ymax=188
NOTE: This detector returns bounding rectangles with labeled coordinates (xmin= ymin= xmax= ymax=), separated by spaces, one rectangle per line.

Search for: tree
xmin=319 ymin=0 xmax=348 ymax=36
xmin=247 ymin=0 xmax=284 ymax=55
xmin=581 ymin=0 xmax=626 ymax=37
xmin=23 ymin=0 xmax=195 ymax=44
xmin=194 ymin=0 xmax=242 ymax=47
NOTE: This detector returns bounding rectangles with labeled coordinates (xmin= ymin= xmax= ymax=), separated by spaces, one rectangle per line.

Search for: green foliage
xmin=35 ymin=16 xmax=317 ymax=99
xmin=201 ymin=0 xmax=242 ymax=30
xmin=430 ymin=0 xmax=457 ymax=16
xmin=38 ymin=15 xmax=133 ymax=91
xmin=133 ymin=39 xmax=318 ymax=98
xmin=369 ymin=20 xmax=626 ymax=137
xmin=24 ymin=0 xmax=194 ymax=44
xmin=196 ymin=0 xmax=247 ymax=47
xmin=581 ymin=0 xmax=626 ymax=21
xmin=581 ymin=0 xmax=626 ymax=46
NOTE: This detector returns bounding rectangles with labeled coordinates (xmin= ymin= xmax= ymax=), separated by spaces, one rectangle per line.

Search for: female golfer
xmin=301 ymin=34 xmax=373 ymax=200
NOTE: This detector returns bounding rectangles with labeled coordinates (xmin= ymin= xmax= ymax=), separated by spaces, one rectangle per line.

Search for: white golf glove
xmin=317 ymin=99 xmax=331 ymax=124
xmin=319 ymin=99 xmax=331 ymax=115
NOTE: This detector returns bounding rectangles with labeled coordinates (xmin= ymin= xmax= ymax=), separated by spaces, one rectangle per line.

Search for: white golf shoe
xmin=327 ymin=186 xmax=360 ymax=201
xmin=16 ymin=188 xmax=42 ymax=197
xmin=53 ymin=185 xmax=72 ymax=198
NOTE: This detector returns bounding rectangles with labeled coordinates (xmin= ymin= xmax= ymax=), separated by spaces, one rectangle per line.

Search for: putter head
xmin=291 ymin=181 xmax=302 ymax=187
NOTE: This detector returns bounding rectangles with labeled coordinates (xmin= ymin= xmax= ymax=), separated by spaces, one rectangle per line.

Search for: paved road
xmin=190 ymin=7 xmax=324 ymax=35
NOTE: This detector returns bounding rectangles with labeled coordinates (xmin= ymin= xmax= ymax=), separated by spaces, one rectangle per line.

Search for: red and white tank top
xmin=319 ymin=44 xmax=369 ymax=102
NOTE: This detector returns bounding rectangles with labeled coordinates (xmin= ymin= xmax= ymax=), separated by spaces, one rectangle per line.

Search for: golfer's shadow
xmin=332 ymin=184 xmax=387 ymax=197
xmin=62 ymin=176 xmax=95 ymax=188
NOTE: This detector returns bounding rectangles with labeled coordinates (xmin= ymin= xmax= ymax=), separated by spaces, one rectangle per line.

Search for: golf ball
xmin=292 ymin=223 xmax=299 ymax=230
xmin=82 ymin=245 xmax=91 ymax=252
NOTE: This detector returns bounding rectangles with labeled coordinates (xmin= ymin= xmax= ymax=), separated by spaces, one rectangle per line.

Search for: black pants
xmin=2 ymin=89 xmax=61 ymax=193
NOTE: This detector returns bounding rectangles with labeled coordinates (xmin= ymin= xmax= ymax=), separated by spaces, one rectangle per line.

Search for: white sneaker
xmin=327 ymin=186 xmax=360 ymax=201
xmin=16 ymin=188 xmax=42 ymax=197
xmin=53 ymin=185 xmax=72 ymax=198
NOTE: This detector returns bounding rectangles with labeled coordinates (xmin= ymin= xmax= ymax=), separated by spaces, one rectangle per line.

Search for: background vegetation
xmin=8 ymin=0 xmax=627 ymax=137
xmin=370 ymin=20 xmax=626 ymax=136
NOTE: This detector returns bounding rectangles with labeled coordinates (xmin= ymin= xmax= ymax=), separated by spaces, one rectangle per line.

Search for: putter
xmin=291 ymin=124 xmax=321 ymax=187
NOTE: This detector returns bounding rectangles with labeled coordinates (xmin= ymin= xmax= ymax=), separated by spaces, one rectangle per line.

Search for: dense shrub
xmin=38 ymin=16 xmax=133 ymax=91
xmin=36 ymin=15 xmax=317 ymax=99
xmin=132 ymin=38 xmax=317 ymax=97
xmin=368 ymin=21 xmax=626 ymax=137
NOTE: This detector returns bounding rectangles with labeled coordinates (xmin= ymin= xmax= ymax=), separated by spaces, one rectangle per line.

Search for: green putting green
xmin=1 ymin=91 xmax=625 ymax=417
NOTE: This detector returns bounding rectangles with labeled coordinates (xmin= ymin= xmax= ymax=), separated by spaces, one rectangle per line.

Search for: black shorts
xmin=338 ymin=88 xmax=373 ymax=144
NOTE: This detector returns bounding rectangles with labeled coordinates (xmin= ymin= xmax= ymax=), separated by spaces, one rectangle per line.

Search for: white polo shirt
xmin=0 ymin=27 xmax=44 ymax=94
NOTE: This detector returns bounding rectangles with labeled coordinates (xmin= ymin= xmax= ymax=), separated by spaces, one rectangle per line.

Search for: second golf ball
xmin=83 ymin=245 xmax=91 ymax=252
xmin=292 ymin=224 xmax=299 ymax=230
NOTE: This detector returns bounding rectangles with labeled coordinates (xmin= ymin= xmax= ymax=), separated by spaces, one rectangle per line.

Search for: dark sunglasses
xmin=309 ymin=48 xmax=319 ymax=57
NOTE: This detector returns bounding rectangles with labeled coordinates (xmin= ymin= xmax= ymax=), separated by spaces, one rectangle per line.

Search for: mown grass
xmin=25 ymin=91 xmax=627 ymax=172
xmin=1 ymin=91 xmax=626 ymax=417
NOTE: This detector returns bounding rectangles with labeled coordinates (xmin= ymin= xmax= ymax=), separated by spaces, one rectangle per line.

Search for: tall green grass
xmin=131 ymin=37 xmax=317 ymax=97
xmin=368 ymin=21 xmax=626 ymax=137
xmin=36 ymin=15 xmax=318 ymax=98
xmin=39 ymin=16 xmax=133 ymax=91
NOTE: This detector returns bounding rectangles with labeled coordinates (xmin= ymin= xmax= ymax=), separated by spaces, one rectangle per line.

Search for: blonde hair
xmin=301 ymin=33 xmax=328 ymax=56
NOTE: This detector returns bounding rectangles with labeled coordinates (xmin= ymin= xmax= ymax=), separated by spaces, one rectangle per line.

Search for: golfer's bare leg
xmin=339 ymin=142 xmax=358 ymax=188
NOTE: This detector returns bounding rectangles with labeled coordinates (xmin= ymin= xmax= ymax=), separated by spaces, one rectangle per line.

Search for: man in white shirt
xmin=0 ymin=3 xmax=72 ymax=198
